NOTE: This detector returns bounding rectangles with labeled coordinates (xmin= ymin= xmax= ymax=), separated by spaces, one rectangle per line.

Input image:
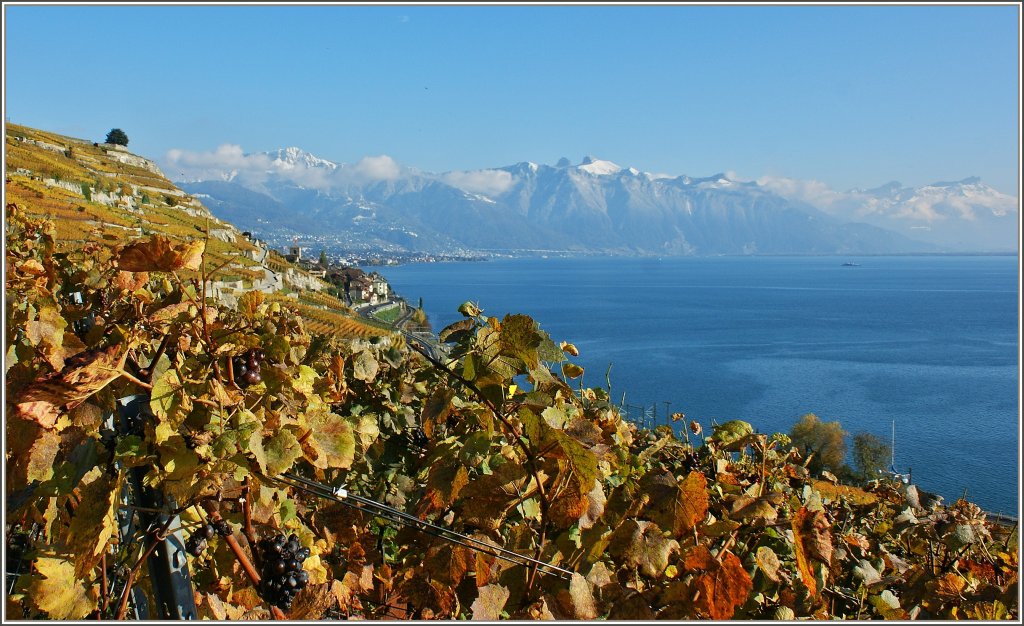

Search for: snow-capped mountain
xmin=173 ymin=147 xmax=1016 ymax=255
xmin=264 ymin=147 xmax=339 ymax=171
xmin=760 ymin=176 xmax=1018 ymax=252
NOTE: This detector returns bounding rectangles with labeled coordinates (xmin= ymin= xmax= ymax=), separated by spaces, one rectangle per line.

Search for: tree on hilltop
xmin=105 ymin=128 xmax=129 ymax=146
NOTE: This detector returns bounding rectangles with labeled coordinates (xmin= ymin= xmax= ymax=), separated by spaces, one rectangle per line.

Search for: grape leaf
xmin=421 ymin=387 xmax=455 ymax=438
xmin=302 ymin=409 xmax=356 ymax=470
xmin=150 ymin=368 xmax=193 ymax=439
xmin=25 ymin=302 xmax=67 ymax=370
xmin=561 ymin=362 xmax=585 ymax=379
xmin=499 ymin=313 xmax=542 ymax=370
xmin=643 ymin=470 xmax=708 ymax=538
xmin=423 ymin=543 xmax=474 ymax=586
xmin=250 ymin=427 xmax=302 ymax=476
xmin=565 ymin=573 xmax=598 ymax=619
xmin=16 ymin=344 xmax=128 ymax=429
xmin=692 ymin=550 xmax=753 ymax=620
xmin=470 ymin=583 xmax=510 ymax=621
xmin=756 ymin=546 xmax=783 ymax=583
xmin=28 ymin=557 xmax=97 ymax=619
xmin=116 ymin=234 xmax=204 ymax=272
xmin=65 ymin=468 xmax=120 ymax=575
xmin=709 ymin=420 xmax=754 ymax=448
xmin=237 ymin=290 xmax=264 ymax=320
xmin=608 ymin=519 xmax=680 ymax=578
xmin=352 ymin=350 xmax=379 ymax=382
xmin=792 ymin=506 xmax=833 ymax=596
xmin=416 ymin=463 xmax=469 ymax=519
xmin=459 ymin=462 xmax=532 ymax=531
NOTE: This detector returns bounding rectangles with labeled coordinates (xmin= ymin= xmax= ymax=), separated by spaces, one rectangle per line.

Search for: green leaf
xmin=251 ymin=428 xmax=302 ymax=476
xmin=150 ymin=368 xmax=192 ymax=440
xmin=499 ymin=314 xmax=542 ymax=370
xmin=709 ymin=420 xmax=753 ymax=448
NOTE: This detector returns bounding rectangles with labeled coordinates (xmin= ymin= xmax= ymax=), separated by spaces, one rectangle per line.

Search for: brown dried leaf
xmin=692 ymin=551 xmax=753 ymax=620
xmin=416 ymin=463 xmax=469 ymax=519
xmin=566 ymin=573 xmax=598 ymax=619
xmin=792 ymin=506 xmax=833 ymax=596
xmin=424 ymin=543 xmax=474 ymax=586
xmin=755 ymin=546 xmax=782 ymax=583
xmin=470 ymin=583 xmax=510 ymax=620
xmin=644 ymin=470 xmax=708 ymax=538
xmin=111 ymin=270 xmax=150 ymax=291
xmin=16 ymin=344 xmax=127 ymax=428
xmin=682 ymin=544 xmax=715 ymax=573
xmin=420 ymin=386 xmax=455 ymax=438
xmin=116 ymin=234 xmax=204 ymax=272
xmin=608 ymin=519 xmax=680 ymax=578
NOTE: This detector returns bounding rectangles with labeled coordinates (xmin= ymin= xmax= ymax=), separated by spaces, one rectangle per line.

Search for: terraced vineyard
xmin=5 ymin=124 xmax=264 ymax=282
xmin=265 ymin=293 xmax=396 ymax=339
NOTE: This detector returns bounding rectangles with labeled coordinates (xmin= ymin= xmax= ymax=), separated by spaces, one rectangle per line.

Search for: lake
xmin=373 ymin=255 xmax=1019 ymax=515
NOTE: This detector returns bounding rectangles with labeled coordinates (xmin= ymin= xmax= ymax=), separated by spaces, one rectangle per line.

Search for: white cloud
xmin=164 ymin=146 xmax=408 ymax=189
xmin=164 ymin=144 xmax=274 ymax=186
xmin=353 ymin=155 xmax=401 ymax=181
xmin=441 ymin=169 xmax=515 ymax=196
xmin=756 ymin=175 xmax=848 ymax=210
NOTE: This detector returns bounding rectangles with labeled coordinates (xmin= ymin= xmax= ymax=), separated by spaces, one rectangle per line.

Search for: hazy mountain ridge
xmin=174 ymin=147 xmax=1017 ymax=255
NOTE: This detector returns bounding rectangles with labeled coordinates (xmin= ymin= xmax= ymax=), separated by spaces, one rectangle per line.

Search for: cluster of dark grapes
xmin=257 ymin=534 xmax=310 ymax=611
xmin=232 ymin=348 xmax=265 ymax=388
xmin=184 ymin=519 xmax=231 ymax=556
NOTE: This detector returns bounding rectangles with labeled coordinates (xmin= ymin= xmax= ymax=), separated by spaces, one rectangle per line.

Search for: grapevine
xmin=3 ymin=203 xmax=1019 ymax=620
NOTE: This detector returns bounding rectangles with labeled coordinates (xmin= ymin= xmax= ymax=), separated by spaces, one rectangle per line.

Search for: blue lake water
xmin=374 ymin=256 xmax=1020 ymax=515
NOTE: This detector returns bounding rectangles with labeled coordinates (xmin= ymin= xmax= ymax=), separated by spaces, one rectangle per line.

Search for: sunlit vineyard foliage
xmin=4 ymin=204 xmax=1018 ymax=620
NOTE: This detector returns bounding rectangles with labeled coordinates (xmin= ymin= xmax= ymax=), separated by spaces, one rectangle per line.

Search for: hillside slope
xmin=5 ymin=123 xmax=382 ymax=339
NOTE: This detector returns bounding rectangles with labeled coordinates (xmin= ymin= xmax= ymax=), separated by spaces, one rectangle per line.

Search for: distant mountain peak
xmin=263 ymin=147 xmax=338 ymax=170
xmin=577 ymin=156 xmax=622 ymax=176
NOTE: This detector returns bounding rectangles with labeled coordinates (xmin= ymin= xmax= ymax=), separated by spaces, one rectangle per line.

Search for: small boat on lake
xmin=841 ymin=261 xmax=861 ymax=267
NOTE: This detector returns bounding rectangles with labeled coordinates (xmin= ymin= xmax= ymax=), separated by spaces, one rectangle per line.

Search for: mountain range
xmin=175 ymin=148 xmax=1018 ymax=256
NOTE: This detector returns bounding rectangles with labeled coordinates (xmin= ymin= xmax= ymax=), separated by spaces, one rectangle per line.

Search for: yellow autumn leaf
xmin=302 ymin=554 xmax=329 ymax=585
xmin=28 ymin=557 xmax=97 ymax=619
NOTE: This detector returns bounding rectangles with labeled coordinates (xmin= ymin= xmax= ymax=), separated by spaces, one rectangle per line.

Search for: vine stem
xmin=202 ymin=504 xmax=287 ymax=620
xmin=142 ymin=333 xmax=171 ymax=384
xmin=99 ymin=552 xmax=109 ymax=614
xmin=118 ymin=369 xmax=153 ymax=390
xmin=114 ymin=517 xmax=174 ymax=620
xmin=242 ymin=481 xmax=257 ymax=547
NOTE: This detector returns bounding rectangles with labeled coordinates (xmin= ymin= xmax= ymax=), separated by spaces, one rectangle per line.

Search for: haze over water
xmin=376 ymin=255 xmax=1020 ymax=515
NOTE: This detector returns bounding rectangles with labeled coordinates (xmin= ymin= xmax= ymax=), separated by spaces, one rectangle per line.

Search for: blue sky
xmin=3 ymin=4 xmax=1020 ymax=195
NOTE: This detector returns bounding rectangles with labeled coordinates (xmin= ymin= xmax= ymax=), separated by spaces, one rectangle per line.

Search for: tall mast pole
xmin=891 ymin=420 xmax=896 ymax=470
